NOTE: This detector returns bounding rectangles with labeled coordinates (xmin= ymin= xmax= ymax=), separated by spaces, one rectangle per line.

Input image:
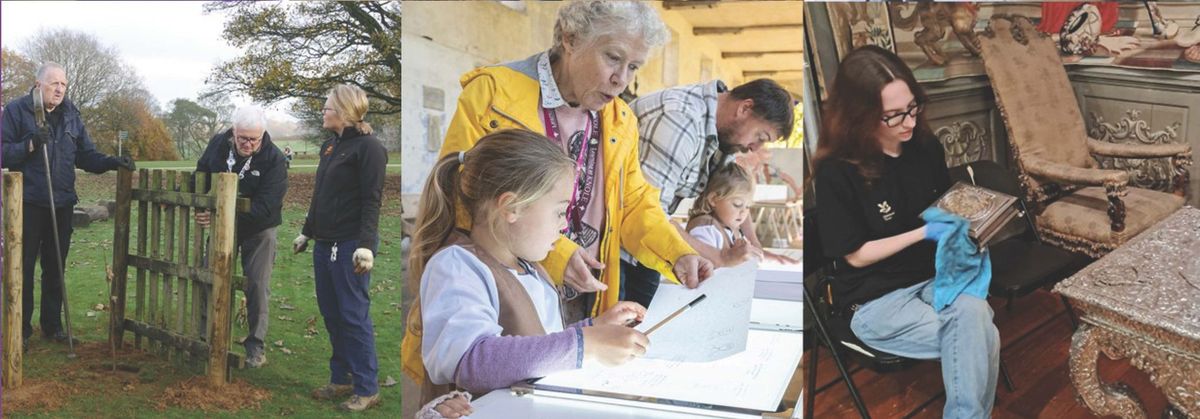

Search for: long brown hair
xmin=406 ymin=129 xmax=577 ymax=294
xmin=813 ymin=45 xmax=932 ymax=183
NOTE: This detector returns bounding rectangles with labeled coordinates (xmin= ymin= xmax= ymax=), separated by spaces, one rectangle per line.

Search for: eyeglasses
xmin=881 ymin=102 xmax=925 ymax=128
xmin=235 ymin=135 xmax=262 ymax=144
xmin=321 ymin=107 xmax=335 ymax=114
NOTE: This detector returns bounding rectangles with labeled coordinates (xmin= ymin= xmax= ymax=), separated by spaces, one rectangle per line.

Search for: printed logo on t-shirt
xmin=878 ymin=201 xmax=895 ymax=221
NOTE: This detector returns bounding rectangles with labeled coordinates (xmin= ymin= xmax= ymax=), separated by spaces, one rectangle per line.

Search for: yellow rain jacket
xmin=402 ymin=55 xmax=697 ymax=385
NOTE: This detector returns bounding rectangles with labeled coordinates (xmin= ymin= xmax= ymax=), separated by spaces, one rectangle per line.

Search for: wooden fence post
xmin=109 ymin=168 xmax=133 ymax=350
xmin=207 ymin=173 xmax=237 ymax=387
xmin=3 ymin=172 xmax=23 ymax=389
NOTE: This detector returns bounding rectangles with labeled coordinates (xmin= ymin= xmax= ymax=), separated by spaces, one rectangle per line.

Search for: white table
xmin=467 ymin=298 xmax=804 ymax=418
xmin=755 ymin=248 xmax=803 ymax=302
xmin=468 ymin=389 xmax=764 ymax=419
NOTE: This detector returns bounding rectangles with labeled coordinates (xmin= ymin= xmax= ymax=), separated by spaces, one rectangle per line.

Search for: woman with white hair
xmin=403 ymin=0 xmax=714 ymax=414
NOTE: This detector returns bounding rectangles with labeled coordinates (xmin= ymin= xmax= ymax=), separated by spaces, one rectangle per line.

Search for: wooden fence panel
xmin=109 ymin=169 xmax=246 ymax=385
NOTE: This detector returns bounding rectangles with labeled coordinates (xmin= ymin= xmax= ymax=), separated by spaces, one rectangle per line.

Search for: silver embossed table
xmin=1055 ymin=207 xmax=1200 ymax=418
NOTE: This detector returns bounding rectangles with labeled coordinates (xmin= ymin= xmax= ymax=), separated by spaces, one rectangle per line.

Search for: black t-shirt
xmin=814 ymin=136 xmax=952 ymax=310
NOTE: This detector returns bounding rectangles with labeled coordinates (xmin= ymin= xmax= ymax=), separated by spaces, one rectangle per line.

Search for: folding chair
xmin=803 ymin=205 xmax=1015 ymax=419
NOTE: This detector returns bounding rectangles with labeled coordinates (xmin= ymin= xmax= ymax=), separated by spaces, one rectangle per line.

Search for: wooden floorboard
xmin=806 ymin=289 xmax=1176 ymax=418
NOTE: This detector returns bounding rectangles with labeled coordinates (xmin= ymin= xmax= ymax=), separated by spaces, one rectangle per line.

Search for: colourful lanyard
xmin=226 ymin=149 xmax=253 ymax=179
xmin=541 ymin=106 xmax=594 ymax=232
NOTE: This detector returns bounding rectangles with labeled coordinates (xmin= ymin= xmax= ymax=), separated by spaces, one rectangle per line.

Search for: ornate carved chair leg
xmin=1069 ymin=324 xmax=1148 ymax=419
xmin=1105 ymin=183 xmax=1127 ymax=233
xmin=1171 ymin=153 xmax=1192 ymax=197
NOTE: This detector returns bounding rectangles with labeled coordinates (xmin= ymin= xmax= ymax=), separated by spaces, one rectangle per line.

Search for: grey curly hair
xmin=551 ymin=1 xmax=670 ymax=57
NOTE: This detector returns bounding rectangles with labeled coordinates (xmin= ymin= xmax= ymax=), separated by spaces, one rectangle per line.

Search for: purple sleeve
xmin=452 ymin=327 xmax=583 ymax=394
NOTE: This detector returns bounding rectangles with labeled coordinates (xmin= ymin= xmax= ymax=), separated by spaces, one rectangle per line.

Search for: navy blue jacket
xmin=195 ymin=128 xmax=288 ymax=243
xmin=2 ymin=94 xmax=121 ymax=208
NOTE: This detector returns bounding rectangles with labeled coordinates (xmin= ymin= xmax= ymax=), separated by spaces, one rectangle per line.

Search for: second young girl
xmin=401 ymin=129 xmax=651 ymax=407
xmin=687 ymin=163 xmax=763 ymax=261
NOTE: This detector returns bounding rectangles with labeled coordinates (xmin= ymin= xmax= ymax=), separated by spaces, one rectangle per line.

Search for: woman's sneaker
xmin=340 ymin=393 xmax=380 ymax=412
xmin=311 ymin=383 xmax=353 ymax=400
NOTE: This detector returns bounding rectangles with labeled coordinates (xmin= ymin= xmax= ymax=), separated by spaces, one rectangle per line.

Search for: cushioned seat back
xmin=979 ymin=16 xmax=1095 ymax=194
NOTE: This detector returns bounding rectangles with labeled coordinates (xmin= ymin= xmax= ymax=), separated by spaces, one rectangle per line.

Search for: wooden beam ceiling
xmin=693 ymin=24 xmax=804 ymax=36
xmin=722 ymin=50 xmax=803 ymax=59
xmin=662 ymin=0 xmax=721 ymax=11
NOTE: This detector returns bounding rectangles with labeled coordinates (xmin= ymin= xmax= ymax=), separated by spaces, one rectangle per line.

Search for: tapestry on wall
xmin=871 ymin=2 xmax=1200 ymax=82
xmin=808 ymin=3 xmax=895 ymax=99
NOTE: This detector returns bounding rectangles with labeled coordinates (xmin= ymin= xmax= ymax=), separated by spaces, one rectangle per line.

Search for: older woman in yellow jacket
xmin=444 ymin=0 xmax=711 ymax=310
xmin=402 ymin=0 xmax=713 ymax=389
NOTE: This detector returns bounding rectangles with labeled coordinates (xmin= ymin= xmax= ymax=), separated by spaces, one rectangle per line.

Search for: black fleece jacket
xmin=302 ymin=126 xmax=387 ymax=250
xmin=195 ymin=128 xmax=288 ymax=243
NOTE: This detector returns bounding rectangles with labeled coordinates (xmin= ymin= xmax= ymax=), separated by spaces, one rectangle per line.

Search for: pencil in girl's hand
xmin=645 ymin=294 xmax=707 ymax=335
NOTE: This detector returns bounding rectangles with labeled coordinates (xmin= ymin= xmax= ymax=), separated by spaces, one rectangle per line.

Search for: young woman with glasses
xmin=811 ymin=45 xmax=1000 ymax=418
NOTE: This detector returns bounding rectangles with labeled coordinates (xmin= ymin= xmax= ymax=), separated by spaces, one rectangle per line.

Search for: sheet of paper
xmin=753 ymin=281 xmax=803 ymax=302
xmin=534 ymin=329 xmax=804 ymax=412
xmin=756 ymin=265 xmax=802 ymax=283
xmin=751 ymin=298 xmax=803 ymax=330
xmin=636 ymin=261 xmax=757 ymax=362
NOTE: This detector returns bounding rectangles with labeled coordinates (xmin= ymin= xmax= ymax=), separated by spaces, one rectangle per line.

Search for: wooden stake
xmin=3 ymin=172 xmax=24 ymax=389
xmin=109 ymin=168 xmax=133 ymax=350
xmin=206 ymin=173 xmax=237 ymax=387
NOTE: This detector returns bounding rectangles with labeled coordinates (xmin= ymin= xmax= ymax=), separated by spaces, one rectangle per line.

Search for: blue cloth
xmin=314 ymin=239 xmax=379 ymax=396
xmin=920 ymin=207 xmax=991 ymax=312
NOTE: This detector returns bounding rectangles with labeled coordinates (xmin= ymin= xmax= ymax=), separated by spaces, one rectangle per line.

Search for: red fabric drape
xmin=1037 ymin=2 xmax=1120 ymax=35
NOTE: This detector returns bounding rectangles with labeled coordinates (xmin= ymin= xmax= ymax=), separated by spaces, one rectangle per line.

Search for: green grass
xmin=7 ymin=171 xmax=404 ymax=418
xmin=128 ymin=154 xmax=401 ymax=175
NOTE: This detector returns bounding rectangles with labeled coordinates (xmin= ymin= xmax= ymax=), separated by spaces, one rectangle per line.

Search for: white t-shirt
xmin=419 ymin=245 xmax=564 ymax=385
xmin=688 ymin=224 xmax=738 ymax=250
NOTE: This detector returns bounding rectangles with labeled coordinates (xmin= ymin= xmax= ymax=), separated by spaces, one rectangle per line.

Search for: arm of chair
xmin=1086 ymin=138 xmax=1193 ymax=196
xmin=1022 ymin=156 xmax=1130 ymax=233
xmin=1086 ymin=138 xmax=1190 ymax=159
xmin=1022 ymin=156 xmax=1128 ymax=187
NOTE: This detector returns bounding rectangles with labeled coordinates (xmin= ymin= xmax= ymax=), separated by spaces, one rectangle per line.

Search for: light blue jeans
xmin=850 ymin=279 xmax=1000 ymax=419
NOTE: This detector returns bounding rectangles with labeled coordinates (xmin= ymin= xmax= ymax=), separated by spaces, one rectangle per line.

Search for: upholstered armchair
xmin=978 ymin=15 xmax=1192 ymax=257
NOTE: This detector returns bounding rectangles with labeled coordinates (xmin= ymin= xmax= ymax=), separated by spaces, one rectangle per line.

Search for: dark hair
xmin=813 ymin=45 xmax=932 ymax=183
xmin=730 ymin=79 xmax=794 ymax=140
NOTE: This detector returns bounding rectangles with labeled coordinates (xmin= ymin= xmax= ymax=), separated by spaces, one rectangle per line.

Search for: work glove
xmin=353 ymin=248 xmax=374 ymax=274
xmin=116 ymin=156 xmax=136 ymax=171
xmin=30 ymin=126 xmax=50 ymax=151
xmin=292 ymin=234 xmax=309 ymax=254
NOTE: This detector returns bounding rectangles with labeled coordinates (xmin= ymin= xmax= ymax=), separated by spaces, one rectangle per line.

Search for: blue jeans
xmin=313 ymin=239 xmax=379 ymax=396
xmin=850 ymin=280 xmax=999 ymax=419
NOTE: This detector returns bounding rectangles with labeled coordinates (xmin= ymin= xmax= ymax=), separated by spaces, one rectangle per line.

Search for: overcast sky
xmin=1 ymin=1 xmax=295 ymax=120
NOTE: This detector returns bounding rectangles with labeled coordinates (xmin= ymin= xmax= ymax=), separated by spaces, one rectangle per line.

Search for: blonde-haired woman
xmin=293 ymin=84 xmax=387 ymax=412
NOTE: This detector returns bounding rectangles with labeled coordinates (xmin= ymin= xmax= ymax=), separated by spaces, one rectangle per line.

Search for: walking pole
xmin=32 ymin=88 xmax=77 ymax=359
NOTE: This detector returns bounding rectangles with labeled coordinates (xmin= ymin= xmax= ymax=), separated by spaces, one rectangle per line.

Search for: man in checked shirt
xmin=626 ymin=79 xmax=796 ymax=305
